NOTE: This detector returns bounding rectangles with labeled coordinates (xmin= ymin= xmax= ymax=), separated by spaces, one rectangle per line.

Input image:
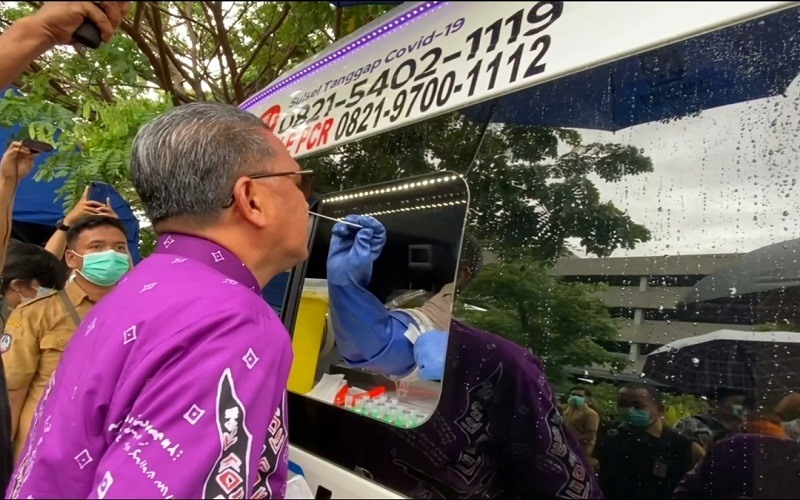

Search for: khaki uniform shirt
xmin=1 ymin=281 xmax=93 ymax=459
xmin=564 ymin=404 xmax=600 ymax=457
xmin=417 ymin=282 xmax=456 ymax=332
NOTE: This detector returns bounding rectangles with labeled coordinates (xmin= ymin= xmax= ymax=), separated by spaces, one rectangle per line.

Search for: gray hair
xmin=131 ymin=102 xmax=274 ymax=225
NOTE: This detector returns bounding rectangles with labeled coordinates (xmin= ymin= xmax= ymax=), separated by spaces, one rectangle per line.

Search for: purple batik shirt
xmin=7 ymin=234 xmax=293 ymax=499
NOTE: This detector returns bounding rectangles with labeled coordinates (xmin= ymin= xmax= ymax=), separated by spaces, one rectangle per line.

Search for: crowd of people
xmin=559 ymin=384 xmax=800 ymax=498
xmin=0 ymin=139 xmax=132 ymax=486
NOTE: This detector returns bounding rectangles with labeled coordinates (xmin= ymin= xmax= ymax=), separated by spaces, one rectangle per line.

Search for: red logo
xmin=260 ymin=105 xmax=282 ymax=132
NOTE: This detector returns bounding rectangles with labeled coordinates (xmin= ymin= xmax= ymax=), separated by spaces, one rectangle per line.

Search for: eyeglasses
xmin=223 ymin=169 xmax=315 ymax=208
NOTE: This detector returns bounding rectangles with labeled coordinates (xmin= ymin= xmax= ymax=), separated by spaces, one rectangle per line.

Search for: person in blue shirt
xmin=326 ymin=215 xmax=481 ymax=382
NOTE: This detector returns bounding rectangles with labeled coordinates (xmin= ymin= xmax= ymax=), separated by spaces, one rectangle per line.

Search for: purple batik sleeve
xmin=505 ymin=353 xmax=604 ymax=499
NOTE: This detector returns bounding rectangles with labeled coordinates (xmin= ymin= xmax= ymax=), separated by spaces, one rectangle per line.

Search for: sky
xmin=566 ymin=74 xmax=800 ymax=259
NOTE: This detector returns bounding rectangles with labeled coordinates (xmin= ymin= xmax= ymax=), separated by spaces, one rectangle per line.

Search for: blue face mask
xmin=731 ymin=404 xmax=743 ymax=418
xmin=569 ymin=395 xmax=586 ymax=407
xmin=619 ymin=407 xmax=654 ymax=428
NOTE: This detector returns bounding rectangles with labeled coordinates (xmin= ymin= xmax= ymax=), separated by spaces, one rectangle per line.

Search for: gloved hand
xmin=414 ymin=330 xmax=448 ymax=381
xmin=327 ymin=215 xmax=387 ymax=287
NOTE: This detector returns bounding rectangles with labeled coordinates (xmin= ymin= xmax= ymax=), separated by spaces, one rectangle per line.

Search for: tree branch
xmin=235 ymin=3 xmax=291 ymax=89
xmin=145 ymin=4 xmax=183 ymax=105
xmin=198 ymin=2 xmax=231 ymax=102
xmin=209 ymin=1 xmax=243 ymax=102
xmin=132 ymin=1 xmax=145 ymax=31
xmin=120 ymin=16 xmax=170 ymax=93
xmin=181 ymin=1 xmax=207 ymax=100
xmin=333 ymin=7 xmax=343 ymax=40
xmin=148 ymin=1 xmax=215 ymax=36
xmin=244 ymin=43 xmax=298 ymax=97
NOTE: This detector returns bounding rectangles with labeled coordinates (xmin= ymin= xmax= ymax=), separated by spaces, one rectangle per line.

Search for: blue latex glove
xmin=414 ymin=330 xmax=448 ymax=381
xmin=326 ymin=214 xmax=416 ymax=376
xmin=327 ymin=215 xmax=386 ymax=287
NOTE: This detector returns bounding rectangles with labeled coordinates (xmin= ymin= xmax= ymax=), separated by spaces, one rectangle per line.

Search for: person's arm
xmin=1 ymin=308 xmax=39 ymax=437
xmin=0 ymin=2 xmax=129 ymax=90
xmin=690 ymin=441 xmax=706 ymax=465
xmin=579 ymin=410 xmax=601 ymax=454
xmin=499 ymin=350 xmax=604 ymax=498
xmin=0 ymin=143 xmax=37 ymax=272
xmin=86 ymin=307 xmax=292 ymax=498
xmin=673 ymin=442 xmax=718 ymax=499
xmin=44 ymin=188 xmax=113 ymax=259
xmin=327 ymin=215 xmax=416 ymax=376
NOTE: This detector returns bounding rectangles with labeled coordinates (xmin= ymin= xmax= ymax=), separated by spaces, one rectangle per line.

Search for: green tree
xmin=304 ymin=112 xmax=653 ymax=262
xmin=455 ymin=257 xmax=630 ymax=383
xmin=0 ymin=1 xmax=393 ymax=236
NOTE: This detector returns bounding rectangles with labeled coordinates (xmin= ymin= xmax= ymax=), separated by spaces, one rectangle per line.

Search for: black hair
xmin=571 ymin=386 xmax=592 ymax=397
xmin=0 ymin=240 xmax=69 ymax=294
xmin=66 ymin=215 xmax=128 ymax=249
xmin=620 ymin=383 xmax=664 ymax=405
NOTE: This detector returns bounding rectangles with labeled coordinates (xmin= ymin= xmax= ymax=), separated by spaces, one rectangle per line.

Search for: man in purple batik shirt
xmin=7 ymin=103 xmax=311 ymax=499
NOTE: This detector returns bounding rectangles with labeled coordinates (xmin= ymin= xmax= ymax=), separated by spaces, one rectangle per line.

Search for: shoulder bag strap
xmin=57 ymin=289 xmax=82 ymax=328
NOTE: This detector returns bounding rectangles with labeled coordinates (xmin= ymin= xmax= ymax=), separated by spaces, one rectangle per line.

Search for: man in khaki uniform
xmin=563 ymin=385 xmax=601 ymax=461
xmin=2 ymin=215 xmax=130 ymax=459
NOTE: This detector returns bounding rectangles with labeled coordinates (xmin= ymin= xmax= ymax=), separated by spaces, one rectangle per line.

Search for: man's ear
xmin=8 ymin=279 xmax=24 ymax=293
xmin=232 ymin=177 xmax=270 ymax=229
xmin=64 ymin=249 xmax=80 ymax=270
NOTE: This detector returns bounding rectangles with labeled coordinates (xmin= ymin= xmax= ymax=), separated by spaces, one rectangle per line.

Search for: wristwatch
xmin=55 ymin=219 xmax=71 ymax=232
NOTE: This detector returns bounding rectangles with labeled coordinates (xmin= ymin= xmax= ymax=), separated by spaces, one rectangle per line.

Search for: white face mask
xmin=19 ymin=286 xmax=54 ymax=305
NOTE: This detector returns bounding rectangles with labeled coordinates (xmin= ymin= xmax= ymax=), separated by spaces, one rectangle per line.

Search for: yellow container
xmin=287 ymin=279 xmax=329 ymax=394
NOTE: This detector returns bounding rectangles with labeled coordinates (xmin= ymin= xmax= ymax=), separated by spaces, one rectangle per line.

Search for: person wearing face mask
xmin=674 ymin=387 xmax=746 ymax=450
xmin=563 ymin=386 xmax=601 ymax=461
xmin=0 ymin=240 xmax=68 ymax=493
xmin=2 ymin=214 xmax=129 ymax=461
xmin=0 ymin=240 xmax=69 ymax=312
xmin=674 ymin=392 xmax=800 ymax=498
xmin=594 ymin=384 xmax=704 ymax=499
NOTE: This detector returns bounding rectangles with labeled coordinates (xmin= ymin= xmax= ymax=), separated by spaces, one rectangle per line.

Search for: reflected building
xmin=552 ymin=253 xmax=750 ymax=378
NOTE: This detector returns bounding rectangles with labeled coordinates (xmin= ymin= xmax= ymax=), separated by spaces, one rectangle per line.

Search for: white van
xmin=243 ymin=2 xmax=800 ymax=498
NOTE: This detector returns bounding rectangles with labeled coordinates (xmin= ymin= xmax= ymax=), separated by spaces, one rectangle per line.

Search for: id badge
xmin=653 ymin=460 xmax=668 ymax=478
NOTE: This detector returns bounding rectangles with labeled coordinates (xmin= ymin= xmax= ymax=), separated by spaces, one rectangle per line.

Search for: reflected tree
xmin=303 ymin=112 xmax=655 ymax=378
xmin=456 ymin=258 xmax=630 ymax=383
xmin=304 ymin=113 xmax=653 ymax=261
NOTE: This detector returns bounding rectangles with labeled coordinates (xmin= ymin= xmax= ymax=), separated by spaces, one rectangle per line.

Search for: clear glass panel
xmin=287 ymin=171 xmax=469 ymax=428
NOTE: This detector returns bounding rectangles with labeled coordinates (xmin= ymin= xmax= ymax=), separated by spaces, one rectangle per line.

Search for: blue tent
xmin=0 ymin=124 xmax=141 ymax=263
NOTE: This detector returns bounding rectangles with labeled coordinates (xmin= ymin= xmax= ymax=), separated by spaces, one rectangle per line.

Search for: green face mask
xmin=619 ymin=407 xmax=654 ymax=428
xmin=569 ymin=395 xmax=586 ymax=407
xmin=731 ymin=404 xmax=743 ymax=418
xmin=73 ymin=249 xmax=130 ymax=287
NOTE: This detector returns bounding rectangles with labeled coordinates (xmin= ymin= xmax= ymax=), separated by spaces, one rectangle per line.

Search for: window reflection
xmin=284 ymin=5 xmax=800 ymax=498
